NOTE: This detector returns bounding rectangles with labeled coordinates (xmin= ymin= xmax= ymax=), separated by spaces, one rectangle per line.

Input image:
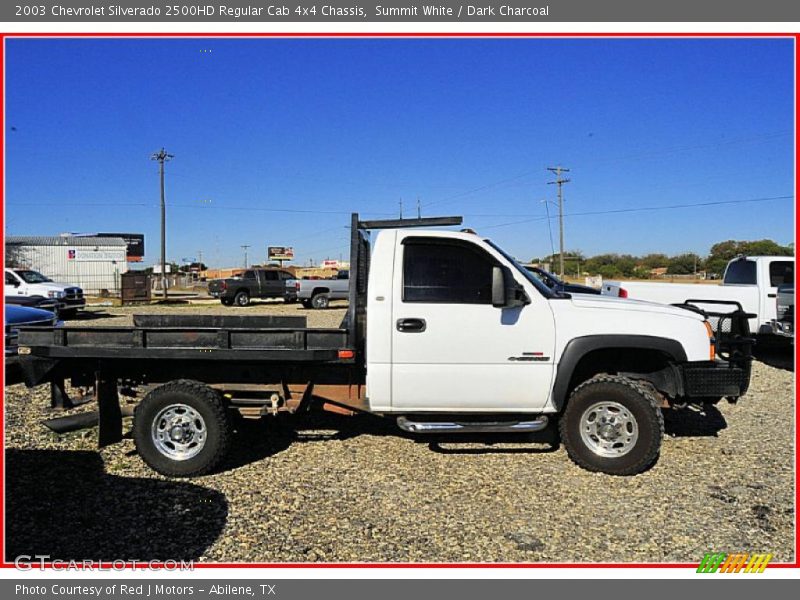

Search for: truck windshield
xmin=14 ymin=270 xmax=52 ymax=284
xmin=484 ymin=240 xmax=556 ymax=298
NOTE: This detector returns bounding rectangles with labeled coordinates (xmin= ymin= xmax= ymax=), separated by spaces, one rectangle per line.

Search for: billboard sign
xmin=97 ymin=233 xmax=145 ymax=262
xmin=67 ymin=248 xmax=122 ymax=262
xmin=268 ymin=246 xmax=294 ymax=261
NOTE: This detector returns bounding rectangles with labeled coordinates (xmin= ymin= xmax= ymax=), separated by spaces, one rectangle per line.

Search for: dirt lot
xmin=3 ymin=302 xmax=796 ymax=564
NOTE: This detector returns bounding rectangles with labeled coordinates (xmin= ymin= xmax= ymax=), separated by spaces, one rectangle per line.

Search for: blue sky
xmin=4 ymin=38 xmax=794 ymax=267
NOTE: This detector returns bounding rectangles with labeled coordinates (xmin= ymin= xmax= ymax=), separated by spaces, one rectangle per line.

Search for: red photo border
xmin=0 ymin=30 xmax=797 ymax=571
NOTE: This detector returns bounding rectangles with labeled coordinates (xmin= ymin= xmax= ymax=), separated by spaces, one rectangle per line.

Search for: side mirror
xmin=492 ymin=266 xmax=530 ymax=308
xmin=492 ymin=266 xmax=506 ymax=307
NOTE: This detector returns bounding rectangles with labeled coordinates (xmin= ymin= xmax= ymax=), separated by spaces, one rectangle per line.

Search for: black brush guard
xmin=672 ymin=299 xmax=755 ymax=398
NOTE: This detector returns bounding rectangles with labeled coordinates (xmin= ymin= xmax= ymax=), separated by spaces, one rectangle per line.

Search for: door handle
xmin=768 ymin=293 xmax=777 ymax=298
xmin=396 ymin=318 xmax=426 ymax=333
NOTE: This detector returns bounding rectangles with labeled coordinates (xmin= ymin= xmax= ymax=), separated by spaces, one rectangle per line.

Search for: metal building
xmin=6 ymin=236 xmax=129 ymax=295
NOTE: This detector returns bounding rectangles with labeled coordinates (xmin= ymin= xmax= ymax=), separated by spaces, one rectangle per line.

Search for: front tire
xmin=234 ymin=290 xmax=250 ymax=307
xmin=133 ymin=380 xmax=231 ymax=477
xmin=559 ymin=374 xmax=663 ymax=476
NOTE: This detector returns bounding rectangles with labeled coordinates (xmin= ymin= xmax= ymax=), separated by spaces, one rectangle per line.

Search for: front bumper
xmin=62 ymin=297 xmax=86 ymax=310
xmin=680 ymin=359 xmax=751 ymax=399
xmin=771 ymin=319 xmax=794 ymax=339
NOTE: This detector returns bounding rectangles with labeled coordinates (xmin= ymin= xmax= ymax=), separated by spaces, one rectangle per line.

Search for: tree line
xmin=532 ymin=239 xmax=794 ymax=279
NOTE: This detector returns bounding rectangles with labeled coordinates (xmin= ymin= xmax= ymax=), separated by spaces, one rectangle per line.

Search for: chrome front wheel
xmin=579 ymin=400 xmax=640 ymax=458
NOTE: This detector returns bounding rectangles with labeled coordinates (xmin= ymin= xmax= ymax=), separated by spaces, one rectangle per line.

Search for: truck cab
xmin=365 ymin=228 xmax=719 ymax=414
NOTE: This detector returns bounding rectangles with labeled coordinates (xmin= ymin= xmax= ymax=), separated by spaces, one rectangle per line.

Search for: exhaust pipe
xmin=42 ymin=405 xmax=135 ymax=434
xmin=397 ymin=415 xmax=549 ymax=434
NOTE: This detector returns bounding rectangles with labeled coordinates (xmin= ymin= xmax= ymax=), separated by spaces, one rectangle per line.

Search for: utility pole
xmin=151 ymin=148 xmax=174 ymax=299
xmin=417 ymin=196 xmax=421 ymax=219
xmin=197 ymin=250 xmax=203 ymax=268
xmin=547 ymin=166 xmax=571 ymax=278
xmin=399 ymin=198 xmax=403 ymax=220
xmin=241 ymin=245 xmax=250 ymax=268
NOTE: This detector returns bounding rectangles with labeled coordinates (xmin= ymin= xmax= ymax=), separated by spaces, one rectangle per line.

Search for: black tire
xmin=311 ymin=293 xmax=330 ymax=310
xmin=220 ymin=298 xmax=234 ymax=307
xmin=559 ymin=374 xmax=664 ymax=476
xmin=233 ymin=290 xmax=250 ymax=307
xmin=133 ymin=379 xmax=231 ymax=477
xmin=60 ymin=309 xmax=78 ymax=319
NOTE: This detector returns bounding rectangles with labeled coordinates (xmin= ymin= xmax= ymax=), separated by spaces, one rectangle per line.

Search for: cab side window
xmin=769 ymin=261 xmax=794 ymax=287
xmin=402 ymin=239 xmax=495 ymax=304
xmin=5 ymin=272 xmax=19 ymax=286
xmin=242 ymin=271 xmax=256 ymax=280
xmin=264 ymin=271 xmax=279 ymax=281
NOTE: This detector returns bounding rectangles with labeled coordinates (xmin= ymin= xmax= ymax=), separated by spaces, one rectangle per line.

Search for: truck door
xmin=260 ymin=270 xmax=281 ymax=298
xmin=5 ymin=271 xmax=24 ymax=296
xmin=764 ymin=259 xmax=794 ymax=326
xmin=390 ymin=235 xmax=556 ymax=412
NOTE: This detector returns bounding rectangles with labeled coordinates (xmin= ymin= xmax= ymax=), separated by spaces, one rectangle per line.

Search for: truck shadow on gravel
xmin=223 ymin=413 xmax=558 ymax=471
xmin=662 ymin=405 xmax=728 ymax=437
xmin=753 ymin=345 xmax=794 ymax=372
xmin=223 ymin=412 xmax=395 ymax=470
xmin=5 ymin=449 xmax=228 ymax=562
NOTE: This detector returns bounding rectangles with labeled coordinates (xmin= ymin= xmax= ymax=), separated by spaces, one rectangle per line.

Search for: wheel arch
xmin=552 ymin=335 xmax=687 ymax=411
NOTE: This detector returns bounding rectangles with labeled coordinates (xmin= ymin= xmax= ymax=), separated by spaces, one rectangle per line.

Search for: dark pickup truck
xmin=208 ymin=268 xmax=295 ymax=306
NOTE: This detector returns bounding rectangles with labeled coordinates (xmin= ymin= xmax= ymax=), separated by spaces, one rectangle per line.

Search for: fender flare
xmin=551 ymin=335 xmax=687 ymax=411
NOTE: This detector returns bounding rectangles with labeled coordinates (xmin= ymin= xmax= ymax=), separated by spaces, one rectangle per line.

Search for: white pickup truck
xmin=17 ymin=215 xmax=754 ymax=477
xmin=4 ymin=268 xmax=85 ymax=317
xmin=601 ymin=256 xmax=794 ymax=338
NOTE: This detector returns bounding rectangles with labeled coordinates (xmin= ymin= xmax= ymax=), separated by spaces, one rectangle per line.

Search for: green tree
xmin=667 ymin=253 xmax=702 ymax=275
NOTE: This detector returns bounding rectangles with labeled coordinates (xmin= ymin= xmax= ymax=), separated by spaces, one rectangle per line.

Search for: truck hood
xmin=567 ymin=293 xmax=705 ymax=321
xmin=28 ymin=281 xmax=75 ymax=292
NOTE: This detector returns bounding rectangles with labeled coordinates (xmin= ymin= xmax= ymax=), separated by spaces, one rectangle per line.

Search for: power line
xmin=541 ymin=198 xmax=556 ymax=259
xmin=419 ymin=130 xmax=790 ymax=212
xmin=479 ymin=194 xmax=794 ymax=231
xmin=421 ymin=169 xmax=538 ymax=210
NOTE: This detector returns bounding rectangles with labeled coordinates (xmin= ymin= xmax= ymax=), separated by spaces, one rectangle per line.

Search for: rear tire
xmin=133 ymin=380 xmax=231 ymax=477
xmin=311 ymin=293 xmax=330 ymax=309
xmin=234 ymin=290 xmax=250 ymax=307
xmin=559 ymin=374 xmax=663 ymax=476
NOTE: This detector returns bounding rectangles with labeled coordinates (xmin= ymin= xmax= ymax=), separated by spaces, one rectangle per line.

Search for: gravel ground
xmin=3 ymin=303 xmax=795 ymax=564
